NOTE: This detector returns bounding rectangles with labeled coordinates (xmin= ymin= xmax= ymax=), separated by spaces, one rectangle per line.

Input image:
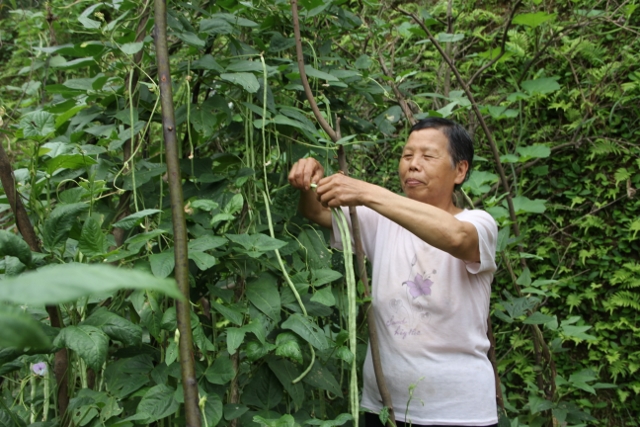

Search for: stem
xmin=153 ymin=1 xmax=201 ymax=425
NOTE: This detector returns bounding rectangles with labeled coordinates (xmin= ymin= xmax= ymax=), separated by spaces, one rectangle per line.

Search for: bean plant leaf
xmin=45 ymin=154 xmax=97 ymax=174
xmin=226 ymin=233 xmax=287 ymax=257
xmin=54 ymin=325 xmax=109 ymax=371
xmin=150 ymin=251 xmax=176 ymax=278
xmin=20 ymin=110 xmax=56 ymax=138
xmin=516 ymin=144 xmax=551 ymax=161
xmin=512 ymin=12 xmax=556 ymax=28
xmin=78 ymin=216 xmax=108 ymax=257
xmin=302 ymin=361 xmax=342 ymax=396
xmin=246 ymin=273 xmax=281 ymax=321
xmin=42 ymin=202 xmax=89 ymax=251
xmin=509 ymin=196 xmax=547 ymax=214
xmin=220 ymin=73 xmax=260 ymax=93
xmin=267 ymin=358 xmax=304 ymax=409
xmin=227 ymin=327 xmax=245 ymax=354
xmin=521 ymin=77 xmax=561 ymax=95
xmin=281 ymin=313 xmax=328 ymax=350
xmin=136 ymin=384 xmax=180 ymax=423
xmin=82 ymin=307 xmax=143 ymax=347
xmin=203 ymin=393 xmax=224 ymax=427
xmin=112 ymin=209 xmax=162 ymax=230
xmin=205 ymin=356 xmax=235 ymax=385
xmin=0 ymin=263 xmax=183 ymax=305
xmin=0 ymin=231 xmax=32 ymax=266
xmin=523 ymin=312 xmax=556 ymax=325
xmin=0 ymin=305 xmax=52 ymax=350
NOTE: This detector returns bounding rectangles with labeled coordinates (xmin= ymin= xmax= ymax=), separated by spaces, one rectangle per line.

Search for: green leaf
xmin=150 ymin=251 xmax=176 ymax=278
xmin=253 ymin=414 xmax=297 ymax=427
xmin=0 ymin=305 xmax=52 ymax=350
xmin=224 ymin=403 xmax=249 ymax=420
xmin=310 ymin=286 xmax=336 ymax=307
xmin=188 ymin=251 xmax=216 ymax=270
xmin=297 ymin=230 xmax=331 ymax=269
xmin=203 ymin=393 xmax=223 ymax=427
xmin=45 ymin=154 xmax=97 ymax=174
xmin=246 ymin=273 xmax=281 ymax=321
xmin=436 ymin=32 xmax=464 ymax=42
xmin=227 ymin=233 xmax=287 ymax=257
xmin=561 ymin=325 xmax=596 ymax=341
xmin=220 ymin=73 xmax=260 ymax=93
xmin=267 ymin=358 xmax=304 ymax=409
xmin=42 ymin=203 xmax=89 ymax=251
xmin=20 ymin=110 xmax=56 ymax=138
xmin=104 ymin=355 xmax=153 ymax=399
xmin=528 ymin=395 xmax=553 ymax=414
xmin=188 ymin=235 xmax=227 ymax=251
xmin=521 ymin=77 xmax=561 ymax=95
xmin=78 ymin=216 xmax=108 ymax=257
xmin=0 ymin=263 xmax=183 ymax=305
xmin=227 ymin=327 xmax=246 ymax=355
xmin=275 ymin=333 xmax=303 ymax=364
xmin=112 ymin=209 xmax=162 ymax=230
xmin=210 ymin=301 xmax=244 ymax=325
xmin=305 ymin=413 xmax=352 ymax=426
xmin=516 ymin=144 xmax=551 ymax=161
xmin=516 ymin=267 xmax=531 ymax=286
xmin=205 ymin=356 xmax=235 ymax=385
xmin=54 ymin=325 xmax=109 ymax=371
xmin=192 ymin=55 xmax=224 ymax=72
xmin=136 ymin=384 xmax=179 ymax=423
xmin=281 ymin=313 xmax=328 ymax=350
xmin=523 ymin=312 xmax=556 ymax=325
xmin=512 ymin=12 xmax=556 ymax=28
xmin=509 ymin=196 xmax=547 ymax=214
xmin=119 ymin=42 xmax=144 ymax=55
xmin=303 ymin=65 xmax=339 ymax=82
xmin=241 ymin=320 xmax=266 ymax=345
xmin=0 ymin=231 xmax=32 ymax=266
xmin=302 ymin=361 xmax=342 ymax=396
xmin=311 ymin=269 xmax=342 ymax=287
xmin=82 ymin=307 xmax=143 ymax=347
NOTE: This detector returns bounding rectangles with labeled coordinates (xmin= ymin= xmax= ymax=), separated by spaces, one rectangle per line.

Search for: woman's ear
xmin=455 ymin=160 xmax=469 ymax=184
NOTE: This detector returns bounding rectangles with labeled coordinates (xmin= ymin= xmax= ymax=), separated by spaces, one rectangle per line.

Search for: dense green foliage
xmin=0 ymin=0 xmax=639 ymax=426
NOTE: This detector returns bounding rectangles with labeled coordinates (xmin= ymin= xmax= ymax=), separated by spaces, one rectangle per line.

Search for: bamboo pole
xmin=153 ymin=1 xmax=201 ymax=425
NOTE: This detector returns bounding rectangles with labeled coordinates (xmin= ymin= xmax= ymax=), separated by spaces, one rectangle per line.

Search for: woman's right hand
xmin=288 ymin=158 xmax=325 ymax=191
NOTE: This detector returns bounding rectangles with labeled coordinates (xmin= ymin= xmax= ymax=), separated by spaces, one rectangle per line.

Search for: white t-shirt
xmin=332 ymin=206 xmax=498 ymax=426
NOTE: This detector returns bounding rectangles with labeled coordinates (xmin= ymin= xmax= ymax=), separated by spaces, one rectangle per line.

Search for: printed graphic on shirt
xmin=383 ymin=254 xmax=436 ymax=339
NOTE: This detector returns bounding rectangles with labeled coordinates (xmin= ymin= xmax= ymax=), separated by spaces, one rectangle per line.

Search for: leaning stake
xmin=153 ymin=1 xmax=201 ymax=426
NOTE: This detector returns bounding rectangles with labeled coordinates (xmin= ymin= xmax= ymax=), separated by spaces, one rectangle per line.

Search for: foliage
xmin=0 ymin=0 xmax=639 ymax=426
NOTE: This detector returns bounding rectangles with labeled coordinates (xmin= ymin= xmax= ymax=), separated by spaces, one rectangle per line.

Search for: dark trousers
xmin=364 ymin=412 xmax=498 ymax=427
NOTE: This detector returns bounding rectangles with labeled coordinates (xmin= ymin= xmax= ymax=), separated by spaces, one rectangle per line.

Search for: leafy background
xmin=0 ymin=0 xmax=639 ymax=426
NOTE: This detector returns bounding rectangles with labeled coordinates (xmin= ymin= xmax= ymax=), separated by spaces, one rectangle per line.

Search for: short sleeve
xmin=457 ymin=210 xmax=498 ymax=275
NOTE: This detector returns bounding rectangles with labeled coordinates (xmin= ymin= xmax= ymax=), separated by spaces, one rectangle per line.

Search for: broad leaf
xmin=267 ymin=358 xmax=304 ymax=409
xmin=246 ymin=273 xmax=281 ymax=321
xmin=509 ymin=196 xmax=547 ymax=214
xmin=150 ymin=251 xmax=176 ymax=278
xmin=82 ymin=307 xmax=143 ymax=347
xmin=227 ymin=327 xmax=245 ymax=354
xmin=42 ymin=203 xmax=89 ymax=251
xmin=521 ymin=77 xmax=561 ymax=95
xmin=0 ymin=305 xmax=52 ymax=350
xmin=0 ymin=263 xmax=183 ymax=305
xmin=78 ymin=216 xmax=108 ymax=257
xmin=0 ymin=231 xmax=32 ymax=266
xmin=513 ymin=12 xmax=556 ymax=28
xmin=220 ymin=73 xmax=260 ymax=93
xmin=205 ymin=356 xmax=235 ymax=385
xmin=136 ymin=384 xmax=179 ymax=423
xmin=112 ymin=209 xmax=162 ymax=230
xmin=54 ymin=325 xmax=109 ymax=371
xmin=20 ymin=110 xmax=55 ymax=138
xmin=281 ymin=313 xmax=328 ymax=350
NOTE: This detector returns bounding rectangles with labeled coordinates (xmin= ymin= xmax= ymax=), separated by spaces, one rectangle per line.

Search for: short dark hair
xmin=409 ymin=117 xmax=474 ymax=191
